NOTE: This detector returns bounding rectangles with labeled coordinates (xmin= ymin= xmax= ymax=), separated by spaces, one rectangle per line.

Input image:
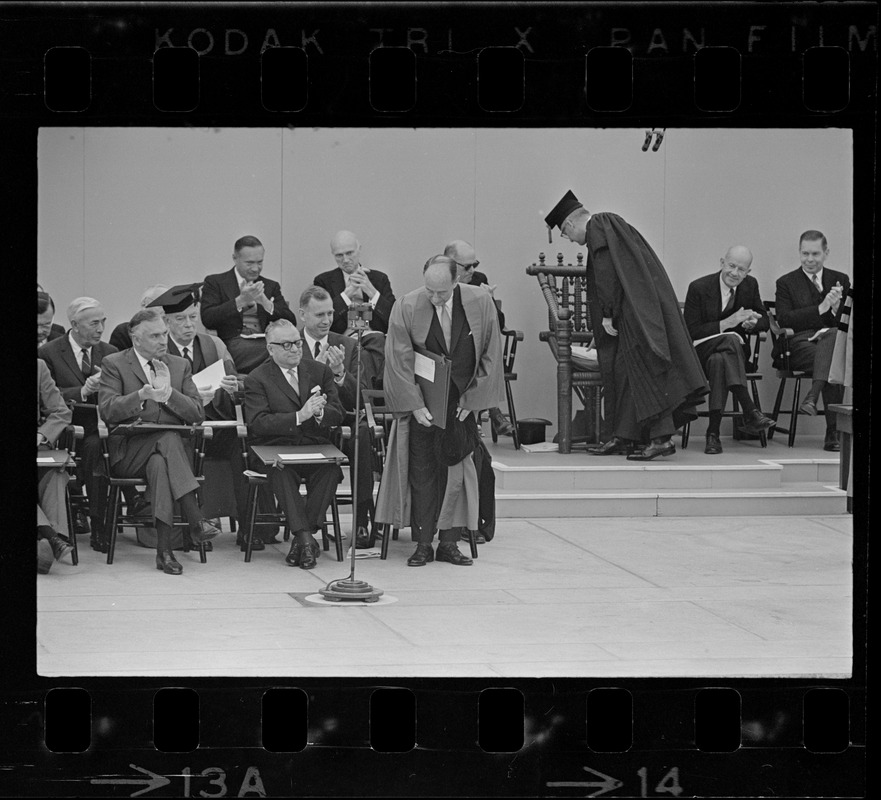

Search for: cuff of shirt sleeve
xmin=341 ymin=293 xmax=352 ymax=307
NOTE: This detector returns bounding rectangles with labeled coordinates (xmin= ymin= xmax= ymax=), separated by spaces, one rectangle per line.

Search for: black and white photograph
xmin=35 ymin=125 xmax=855 ymax=678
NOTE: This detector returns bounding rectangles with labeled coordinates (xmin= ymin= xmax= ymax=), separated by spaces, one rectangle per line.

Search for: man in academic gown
xmin=544 ymin=190 xmax=709 ymax=461
xmin=375 ymin=256 xmax=504 ymax=567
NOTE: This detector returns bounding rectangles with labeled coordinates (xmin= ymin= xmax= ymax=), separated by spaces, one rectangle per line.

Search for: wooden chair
xmin=489 ymin=325 xmax=525 ymax=449
xmin=765 ymin=301 xmax=813 ymax=447
xmin=97 ymin=417 xmax=211 ymax=565
xmin=56 ymin=422 xmax=84 ymax=566
xmin=526 ymin=251 xmax=604 ymax=453
xmin=679 ymin=306 xmax=768 ymax=449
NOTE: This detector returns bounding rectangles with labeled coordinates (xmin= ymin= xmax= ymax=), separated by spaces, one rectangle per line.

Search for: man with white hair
xmin=38 ymin=296 xmax=118 ymax=550
xmin=313 ymin=230 xmax=397 ymax=335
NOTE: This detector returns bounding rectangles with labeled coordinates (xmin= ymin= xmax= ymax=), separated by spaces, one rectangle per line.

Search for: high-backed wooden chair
xmin=491 ymin=323 xmax=525 ymax=449
xmin=526 ymin=252 xmax=604 ymax=454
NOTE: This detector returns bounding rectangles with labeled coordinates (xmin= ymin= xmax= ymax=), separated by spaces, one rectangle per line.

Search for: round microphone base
xmin=319 ymin=578 xmax=384 ymax=603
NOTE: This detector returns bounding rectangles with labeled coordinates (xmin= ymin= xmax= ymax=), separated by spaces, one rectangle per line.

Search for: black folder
xmin=414 ymin=346 xmax=451 ymax=429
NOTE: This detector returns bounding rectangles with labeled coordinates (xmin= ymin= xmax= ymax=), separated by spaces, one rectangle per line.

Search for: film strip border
xmin=1 ymin=683 xmax=865 ymax=796
xmin=2 ymin=2 xmax=878 ymax=121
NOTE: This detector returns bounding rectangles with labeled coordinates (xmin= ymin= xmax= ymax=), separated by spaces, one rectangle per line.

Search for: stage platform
xmin=486 ymin=434 xmax=846 ymax=517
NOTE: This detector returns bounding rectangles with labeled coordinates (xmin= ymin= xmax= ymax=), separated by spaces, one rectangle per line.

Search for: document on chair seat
xmin=37 ymin=450 xmax=71 ymax=466
xmin=693 ymin=331 xmax=744 ymax=346
xmin=192 ymin=359 xmax=225 ymax=391
xmin=278 ymin=452 xmax=326 ymax=461
xmin=239 ymin=332 xmax=265 ymax=339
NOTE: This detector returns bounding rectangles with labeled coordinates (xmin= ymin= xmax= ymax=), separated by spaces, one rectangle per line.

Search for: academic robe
xmin=375 ymin=282 xmax=504 ymax=531
xmin=585 ymin=212 xmax=709 ymax=434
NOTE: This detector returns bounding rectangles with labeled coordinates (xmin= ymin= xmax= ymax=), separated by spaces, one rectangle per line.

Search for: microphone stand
xmin=319 ymin=309 xmax=383 ymax=603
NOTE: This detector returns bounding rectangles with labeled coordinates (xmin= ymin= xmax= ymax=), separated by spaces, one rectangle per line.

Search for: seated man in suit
xmin=298 ymin=285 xmax=377 ymax=548
xmin=37 ymin=287 xmax=65 ymax=346
xmin=775 ymin=230 xmax=850 ymax=452
xmin=153 ymin=284 xmax=272 ymax=551
xmin=38 ymin=296 xmax=118 ymax=550
xmin=201 ymin=236 xmax=298 ymax=373
xmin=683 ymin=246 xmax=776 ymax=454
xmin=38 ymin=359 xmax=75 ymax=571
xmin=243 ymin=320 xmax=345 ymax=570
xmin=444 ymin=239 xmax=515 ymax=439
xmin=313 ymin=230 xmax=396 ymax=336
xmin=98 ymin=309 xmax=221 ymax=575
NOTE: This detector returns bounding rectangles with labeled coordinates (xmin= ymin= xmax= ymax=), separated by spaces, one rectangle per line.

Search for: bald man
xmin=683 ymin=246 xmax=775 ymax=454
xmin=313 ymin=230 xmax=397 ymax=335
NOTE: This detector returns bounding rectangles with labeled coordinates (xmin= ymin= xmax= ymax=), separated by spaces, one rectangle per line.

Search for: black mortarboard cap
xmin=544 ymin=189 xmax=583 ymax=230
xmin=147 ymin=283 xmax=202 ymax=314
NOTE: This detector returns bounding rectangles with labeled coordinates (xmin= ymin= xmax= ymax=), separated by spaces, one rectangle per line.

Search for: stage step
xmin=493 ymin=482 xmax=847 ymax=518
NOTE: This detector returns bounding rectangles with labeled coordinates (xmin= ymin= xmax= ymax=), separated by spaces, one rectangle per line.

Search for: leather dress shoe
xmin=436 ymin=543 xmax=473 ymax=565
xmin=191 ymin=519 xmax=221 ymax=544
xmin=129 ymin=497 xmax=151 ymax=517
xmin=704 ymin=433 xmax=723 ymax=455
xmin=407 ymin=544 xmax=434 ymax=566
xmin=588 ymin=436 xmax=633 ymax=456
xmin=824 ymin=435 xmax=841 ymax=452
xmin=489 ymin=408 xmax=516 ymax=436
xmin=73 ymin=509 xmax=91 ymax=535
xmin=626 ymin=439 xmax=676 ymax=461
xmin=460 ymin=530 xmax=487 ymax=544
xmin=237 ymin=535 xmax=265 ymax=552
xmin=156 ymin=550 xmax=183 ymax=575
xmin=799 ymin=396 xmax=818 ymax=416
xmin=285 ymin=539 xmax=320 ymax=568
xmin=740 ymin=409 xmax=776 ymax=435
xmin=49 ymin=535 xmax=74 ymax=564
xmin=355 ymin=527 xmax=375 ymax=549
xmin=90 ymin=535 xmax=109 ymax=553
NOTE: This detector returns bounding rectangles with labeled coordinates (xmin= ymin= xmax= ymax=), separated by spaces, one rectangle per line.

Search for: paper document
xmin=693 ymin=331 xmax=744 ymax=347
xmin=192 ymin=359 xmax=226 ymax=391
xmin=414 ymin=352 xmax=436 ymax=381
xmin=240 ymin=332 xmax=265 ymax=339
xmin=278 ymin=452 xmax=326 ymax=461
xmin=201 ymin=420 xmax=239 ymax=428
xmin=36 ymin=457 xmax=57 ymax=463
xmin=808 ymin=327 xmax=831 ymax=342
xmin=570 ymin=345 xmax=598 ymax=361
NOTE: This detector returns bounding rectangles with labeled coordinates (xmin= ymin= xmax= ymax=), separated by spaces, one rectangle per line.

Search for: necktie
xmin=287 ymin=368 xmax=299 ymax=398
xmin=80 ymin=348 xmax=91 ymax=378
xmin=440 ymin=304 xmax=452 ymax=350
xmin=146 ymin=360 xmax=156 ymax=374
xmin=812 ymin=275 xmax=823 ymax=293
xmin=314 ymin=341 xmax=321 ymax=359
xmin=182 ymin=346 xmax=192 ymax=365
xmin=722 ymin=288 xmax=736 ymax=315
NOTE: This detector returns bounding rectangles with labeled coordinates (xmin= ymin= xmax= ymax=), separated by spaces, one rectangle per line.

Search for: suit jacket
xmin=299 ymin=330 xmax=370 ymax=411
xmin=38 ymin=335 xmax=119 ymax=405
xmin=98 ymin=349 xmax=204 ymax=465
xmin=313 ymin=267 xmax=396 ymax=335
xmin=38 ymin=359 xmax=72 ymax=445
xmin=684 ymin=272 xmax=768 ymax=360
xmin=200 ymin=267 xmax=297 ymax=341
xmin=108 ymin=322 xmax=132 ymax=351
xmin=243 ymin=357 xmax=345 ymax=447
xmin=775 ymin=266 xmax=851 ymax=333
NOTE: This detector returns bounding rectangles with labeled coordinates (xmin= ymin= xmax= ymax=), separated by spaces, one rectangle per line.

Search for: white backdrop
xmin=39 ymin=127 xmax=853 ymax=435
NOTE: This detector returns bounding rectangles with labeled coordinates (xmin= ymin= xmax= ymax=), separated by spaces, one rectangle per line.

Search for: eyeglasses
xmin=268 ymin=340 xmax=304 ymax=351
xmin=454 ymin=260 xmax=479 ymax=270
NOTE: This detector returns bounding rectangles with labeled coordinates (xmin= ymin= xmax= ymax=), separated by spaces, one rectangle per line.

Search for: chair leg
xmin=64 ymin=484 xmax=79 ymax=566
xmin=788 ymin=377 xmax=801 ymax=447
xmin=750 ymin=379 xmax=767 ymax=448
xmin=245 ymin=481 xmax=259 ymax=562
xmin=329 ymin=496 xmax=344 ymax=562
xmin=229 ymin=516 xmax=237 ymax=533
xmin=769 ymin=378 xmax=787 ymax=440
xmin=490 ymin=410 xmax=499 ymax=444
xmin=392 ymin=527 xmax=399 ymax=541
xmin=105 ymin=485 xmax=121 ymax=565
xmin=380 ymin=523 xmax=390 ymax=560
xmin=681 ymin=420 xmax=690 ymax=449
xmin=505 ymin=379 xmax=521 ymax=450
xmin=466 ymin=529 xmax=479 ymax=559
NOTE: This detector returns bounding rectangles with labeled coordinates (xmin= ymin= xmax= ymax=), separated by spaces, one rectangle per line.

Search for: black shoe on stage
xmin=355 ymin=526 xmax=375 ymax=549
xmin=740 ymin=409 xmax=776 ymax=435
xmin=588 ymin=436 xmax=633 ymax=456
xmin=460 ymin=530 xmax=487 ymax=544
xmin=436 ymin=543 xmax=473 ymax=566
xmin=799 ymin=396 xmax=818 ymax=416
xmin=156 ymin=550 xmax=183 ymax=575
xmin=73 ymin=509 xmax=91 ymax=535
xmin=626 ymin=439 xmax=675 ymax=461
xmin=90 ymin=535 xmax=109 ymax=553
xmin=823 ymin=434 xmax=841 ymax=452
xmin=191 ymin=519 xmax=221 ymax=544
xmin=704 ymin=433 xmax=723 ymax=455
xmin=237 ymin=535 xmax=265 ymax=552
xmin=407 ymin=544 xmax=434 ymax=567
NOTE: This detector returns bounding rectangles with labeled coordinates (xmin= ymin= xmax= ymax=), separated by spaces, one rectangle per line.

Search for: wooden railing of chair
xmin=526 ymin=251 xmax=595 ymax=453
